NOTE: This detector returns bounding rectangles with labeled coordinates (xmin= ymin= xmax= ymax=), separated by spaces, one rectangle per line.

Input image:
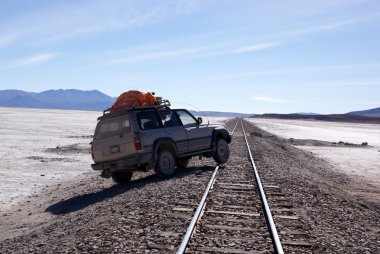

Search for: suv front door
xmin=175 ymin=109 xmax=212 ymax=151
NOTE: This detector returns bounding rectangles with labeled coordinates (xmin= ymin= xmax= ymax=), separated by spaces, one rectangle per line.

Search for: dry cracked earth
xmin=0 ymin=119 xmax=379 ymax=253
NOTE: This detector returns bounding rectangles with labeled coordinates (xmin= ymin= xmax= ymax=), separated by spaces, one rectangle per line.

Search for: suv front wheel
xmin=213 ymin=138 xmax=230 ymax=164
xmin=155 ymin=149 xmax=176 ymax=177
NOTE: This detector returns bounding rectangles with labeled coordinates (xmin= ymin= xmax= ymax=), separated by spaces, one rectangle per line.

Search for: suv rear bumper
xmin=91 ymin=152 xmax=152 ymax=172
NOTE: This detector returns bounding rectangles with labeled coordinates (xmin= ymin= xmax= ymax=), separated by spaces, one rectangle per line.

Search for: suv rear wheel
xmin=111 ymin=171 xmax=133 ymax=184
xmin=213 ymin=138 xmax=230 ymax=164
xmin=155 ymin=149 xmax=176 ymax=177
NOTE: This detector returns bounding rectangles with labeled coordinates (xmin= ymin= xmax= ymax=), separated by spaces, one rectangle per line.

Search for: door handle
xmin=167 ymin=132 xmax=172 ymax=135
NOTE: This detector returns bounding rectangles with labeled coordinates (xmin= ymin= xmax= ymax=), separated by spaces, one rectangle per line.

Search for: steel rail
xmin=230 ymin=119 xmax=239 ymax=135
xmin=176 ymin=165 xmax=220 ymax=254
xmin=241 ymin=121 xmax=284 ymax=254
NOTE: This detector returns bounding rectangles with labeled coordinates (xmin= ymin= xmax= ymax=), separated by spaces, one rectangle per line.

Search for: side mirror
xmin=197 ymin=117 xmax=203 ymax=124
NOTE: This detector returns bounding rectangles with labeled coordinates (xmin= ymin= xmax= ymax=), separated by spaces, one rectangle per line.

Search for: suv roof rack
xmin=100 ymin=100 xmax=171 ymax=119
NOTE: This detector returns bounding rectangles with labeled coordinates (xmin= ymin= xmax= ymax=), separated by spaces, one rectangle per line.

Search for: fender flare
xmin=152 ymin=138 xmax=178 ymax=163
xmin=211 ymin=129 xmax=232 ymax=152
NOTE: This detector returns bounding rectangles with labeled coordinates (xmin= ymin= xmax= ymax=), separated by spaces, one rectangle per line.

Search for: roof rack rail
xmin=102 ymin=100 xmax=171 ymax=116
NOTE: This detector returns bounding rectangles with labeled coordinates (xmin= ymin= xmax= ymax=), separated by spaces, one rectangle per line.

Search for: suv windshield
xmin=95 ymin=115 xmax=131 ymax=140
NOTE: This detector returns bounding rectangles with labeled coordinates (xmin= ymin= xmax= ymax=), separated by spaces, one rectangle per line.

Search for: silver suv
xmin=91 ymin=105 xmax=231 ymax=183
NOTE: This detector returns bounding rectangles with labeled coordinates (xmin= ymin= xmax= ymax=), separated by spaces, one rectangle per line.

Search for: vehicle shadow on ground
xmin=45 ymin=165 xmax=215 ymax=215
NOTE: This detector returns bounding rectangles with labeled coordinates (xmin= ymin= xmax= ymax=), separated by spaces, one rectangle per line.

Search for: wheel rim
xmin=162 ymin=156 xmax=171 ymax=172
xmin=219 ymin=144 xmax=226 ymax=156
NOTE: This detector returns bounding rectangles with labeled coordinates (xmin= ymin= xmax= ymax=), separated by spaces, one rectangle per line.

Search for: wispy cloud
xmin=198 ymin=43 xmax=278 ymax=58
xmin=0 ymin=53 xmax=56 ymax=70
xmin=232 ymin=43 xmax=278 ymax=53
xmin=102 ymin=13 xmax=371 ymax=66
xmin=188 ymin=63 xmax=380 ymax=81
xmin=108 ymin=42 xmax=278 ymax=65
xmin=110 ymin=47 xmax=208 ymax=64
xmin=255 ymin=13 xmax=380 ymax=44
xmin=250 ymin=96 xmax=290 ymax=103
xmin=290 ymin=19 xmax=360 ymax=36
xmin=0 ymin=0 xmax=206 ymax=48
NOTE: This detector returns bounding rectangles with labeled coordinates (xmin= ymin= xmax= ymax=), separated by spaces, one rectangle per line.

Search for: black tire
xmin=155 ymin=149 xmax=176 ymax=177
xmin=176 ymin=158 xmax=190 ymax=168
xmin=111 ymin=171 xmax=133 ymax=184
xmin=213 ymin=138 xmax=230 ymax=164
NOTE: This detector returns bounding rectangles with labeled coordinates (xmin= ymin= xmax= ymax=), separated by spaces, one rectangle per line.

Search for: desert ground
xmin=0 ymin=107 xmax=98 ymax=210
xmin=246 ymin=118 xmax=380 ymax=204
xmin=0 ymin=108 xmax=379 ymax=253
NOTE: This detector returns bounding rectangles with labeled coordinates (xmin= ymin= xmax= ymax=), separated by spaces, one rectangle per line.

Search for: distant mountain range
xmin=294 ymin=112 xmax=319 ymax=116
xmin=0 ymin=89 xmax=115 ymax=111
xmin=0 ymin=89 xmax=250 ymax=117
xmin=1 ymin=89 xmax=379 ymax=119
xmin=347 ymin=107 xmax=380 ymax=117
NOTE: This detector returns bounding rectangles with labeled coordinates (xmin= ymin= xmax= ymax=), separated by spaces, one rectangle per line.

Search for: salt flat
xmin=0 ymin=107 xmax=229 ymax=210
xmin=0 ymin=107 xmax=100 ymax=210
xmin=246 ymin=118 xmax=380 ymax=190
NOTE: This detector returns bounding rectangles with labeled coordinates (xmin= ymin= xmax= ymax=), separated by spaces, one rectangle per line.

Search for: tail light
xmin=134 ymin=136 xmax=142 ymax=151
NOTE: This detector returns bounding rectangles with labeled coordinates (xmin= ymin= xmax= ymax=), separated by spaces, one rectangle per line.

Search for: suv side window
xmin=175 ymin=110 xmax=198 ymax=126
xmin=137 ymin=111 xmax=162 ymax=130
xmin=159 ymin=110 xmax=182 ymax=127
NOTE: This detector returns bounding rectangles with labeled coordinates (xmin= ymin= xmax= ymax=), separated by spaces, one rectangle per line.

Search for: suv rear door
xmin=136 ymin=110 xmax=166 ymax=153
xmin=175 ymin=109 xmax=212 ymax=151
xmin=158 ymin=109 xmax=188 ymax=154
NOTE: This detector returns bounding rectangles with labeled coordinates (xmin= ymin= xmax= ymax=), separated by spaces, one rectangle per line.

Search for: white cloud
xmin=250 ymin=96 xmax=290 ymax=103
xmin=257 ymin=13 xmax=380 ymax=45
xmin=0 ymin=54 xmax=56 ymax=70
xmin=0 ymin=0 xmax=206 ymax=48
xmin=17 ymin=54 xmax=56 ymax=66
xmin=290 ymin=19 xmax=360 ymax=36
xmin=110 ymin=47 xmax=207 ymax=64
xmin=108 ymin=42 xmax=278 ymax=65
xmin=195 ymin=43 xmax=278 ymax=58
xmin=189 ymin=63 xmax=380 ymax=81
xmin=232 ymin=43 xmax=278 ymax=53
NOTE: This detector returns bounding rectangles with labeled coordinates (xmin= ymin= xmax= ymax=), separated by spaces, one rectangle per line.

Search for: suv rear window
xmin=137 ymin=111 xmax=162 ymax=130
xmin=95 ymin=115 xmax=131 ymax=140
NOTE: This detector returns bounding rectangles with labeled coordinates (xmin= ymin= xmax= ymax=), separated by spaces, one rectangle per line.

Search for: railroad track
xmin=147 ymin=119 xmax=311 ymax=253
xmin=175 ymin=120 xmax=281 ymax=254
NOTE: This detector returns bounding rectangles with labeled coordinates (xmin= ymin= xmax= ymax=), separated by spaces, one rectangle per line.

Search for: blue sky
xmin=0 ymin=0 xmax=379 ymax=114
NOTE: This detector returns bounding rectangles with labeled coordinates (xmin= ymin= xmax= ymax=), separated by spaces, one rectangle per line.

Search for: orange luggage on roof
xmin=110 ymin=90 xmax=157 ymax=112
